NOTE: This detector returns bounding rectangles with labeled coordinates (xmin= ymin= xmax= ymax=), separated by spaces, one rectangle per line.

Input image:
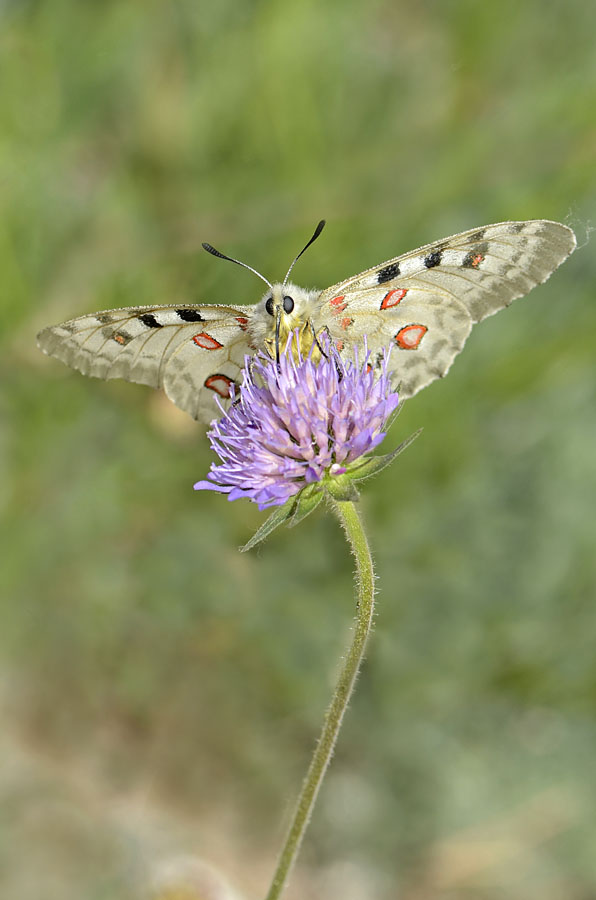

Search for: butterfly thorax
xmin=248 ymin=281 xmax=323 ymax=360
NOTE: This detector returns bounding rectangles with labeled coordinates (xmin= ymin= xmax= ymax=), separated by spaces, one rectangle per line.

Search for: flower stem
xmin=264 ymin=498 xmax=375 ymax=900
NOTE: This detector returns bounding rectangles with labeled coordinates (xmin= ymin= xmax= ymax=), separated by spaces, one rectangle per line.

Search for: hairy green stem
xmin=264 ymin=498 xmax=375 ymax=900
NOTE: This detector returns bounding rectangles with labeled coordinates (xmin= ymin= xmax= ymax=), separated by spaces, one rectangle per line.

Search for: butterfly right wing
xmin=37 ymin=303 xmax=255 ymax=422
xmin=317 ymin=220 xmax=576 ymax=398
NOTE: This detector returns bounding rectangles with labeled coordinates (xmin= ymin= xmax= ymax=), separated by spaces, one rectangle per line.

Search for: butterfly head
xmin=260 ymin=282 xmax=322 ymax=361
xmin=202 ymin=219 xmax=327 ymax=360
xmin=261 ymin=282 xmax=315 ymax=323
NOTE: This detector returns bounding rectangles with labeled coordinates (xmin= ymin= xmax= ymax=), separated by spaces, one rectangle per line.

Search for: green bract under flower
xmin=194 ymin=337 xmax=405 ymax=514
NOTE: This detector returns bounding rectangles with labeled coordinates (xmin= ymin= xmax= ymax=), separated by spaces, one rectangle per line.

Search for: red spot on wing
xmin=193 ymin=331 xmax=223 ymax=350
xmin=329 ymin=295 xmax=347 ymax=314
xmin=470 ymin=253 xmax=484 ymax=268
xmin=204 ymin=374 xmax=234 ymax=398
xmin=380 ymin=288 xmax=407 ymax=309
xmin=340 ymin=316 xmax=354 ymax=330
xmin=113 ymin=333 xmax=127 ymax=345
xmin=395 ymin=324 xmax=427 ymax=350
xmin=335 ymin=339 xmax=345 ymax=352
xmin=235 ymin=316 xmax=249 ymax=331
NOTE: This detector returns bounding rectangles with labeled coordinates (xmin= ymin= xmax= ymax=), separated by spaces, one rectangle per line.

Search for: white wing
xmin=37 ymin=303 xmax=255 ymax=422
xmin=316 ymin=220 xmax=576 ymax=397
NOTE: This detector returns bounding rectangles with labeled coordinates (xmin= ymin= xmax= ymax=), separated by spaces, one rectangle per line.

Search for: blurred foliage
xmin=1 ymin=1 xmax=596 ymax=898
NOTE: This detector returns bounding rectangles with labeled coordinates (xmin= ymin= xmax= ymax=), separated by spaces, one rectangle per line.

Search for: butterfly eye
xmin=283 ymin=295 xmax=295 ymax=314
xmin=265 ymin=297 xmax=274 ymax=316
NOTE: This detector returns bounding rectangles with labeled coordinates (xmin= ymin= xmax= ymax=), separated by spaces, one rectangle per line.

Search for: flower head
xmin=194 ymin=337 xmax=400 ymax=511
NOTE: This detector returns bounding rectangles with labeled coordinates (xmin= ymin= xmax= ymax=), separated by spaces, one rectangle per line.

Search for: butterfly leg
xmin=309 ymin=321 xmax=330 ymax=360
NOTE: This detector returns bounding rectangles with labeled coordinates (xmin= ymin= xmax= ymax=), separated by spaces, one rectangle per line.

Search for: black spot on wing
xmin=176 ymin=308 xmax=204 ymax=322
xmin=138 ymin=313 xmax=163 ymax=329
xmin=424 ymin=249 xmax=443 ymax=268
xmin=377 ymin=262 xmax=400 ymax=284
xmin=469 ymin=229 xmax=486 ymax=242
xmin=96 ymin=313 xmax=115 ymax=325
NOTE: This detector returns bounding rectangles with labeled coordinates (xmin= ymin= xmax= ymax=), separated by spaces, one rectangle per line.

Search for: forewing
xmin=37 ymin=303 xmax=255 ymax=422
xmin=317 ymin=220 xmax=576 ymax=397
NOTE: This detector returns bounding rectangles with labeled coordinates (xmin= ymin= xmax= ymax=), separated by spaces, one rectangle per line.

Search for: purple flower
xmin=194 ymin=338 xmax=400 ymax=511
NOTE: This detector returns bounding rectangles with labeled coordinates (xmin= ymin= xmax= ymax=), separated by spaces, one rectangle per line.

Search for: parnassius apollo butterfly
xmin=37 ymin=219 xmax=576 ymax=423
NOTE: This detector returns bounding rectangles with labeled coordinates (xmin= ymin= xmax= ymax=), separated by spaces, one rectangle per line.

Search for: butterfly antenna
xmin=282 ymin=219 xmax=326 ymax=287
xmin=202 ymin=242 xmax=273 ymax=290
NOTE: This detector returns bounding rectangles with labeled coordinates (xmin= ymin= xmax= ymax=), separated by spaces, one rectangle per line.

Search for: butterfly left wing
xmin=316 ymin=219 xmax=576 ymax=398
xmin=37 ymin=303 xmax=254 ymax=422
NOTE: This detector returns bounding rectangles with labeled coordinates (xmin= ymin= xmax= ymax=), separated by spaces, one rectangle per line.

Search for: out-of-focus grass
xmin=1 ymin=1 xmax=596 ymax=898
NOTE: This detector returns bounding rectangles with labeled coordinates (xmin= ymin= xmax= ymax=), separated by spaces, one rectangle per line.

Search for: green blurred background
xmin=1 ymin=1 xmax=595 ymax=898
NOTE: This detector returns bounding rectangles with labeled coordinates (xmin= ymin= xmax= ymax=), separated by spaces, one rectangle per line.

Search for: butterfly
xmin=37 ymin=219 xmax=576 ymax=423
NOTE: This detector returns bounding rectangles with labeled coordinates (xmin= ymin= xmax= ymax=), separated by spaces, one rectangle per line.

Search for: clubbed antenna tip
xmin=283 ymin=220 xmax=326 ymax=286
xmin=202 ymin=241 xmax=273 ymax=290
